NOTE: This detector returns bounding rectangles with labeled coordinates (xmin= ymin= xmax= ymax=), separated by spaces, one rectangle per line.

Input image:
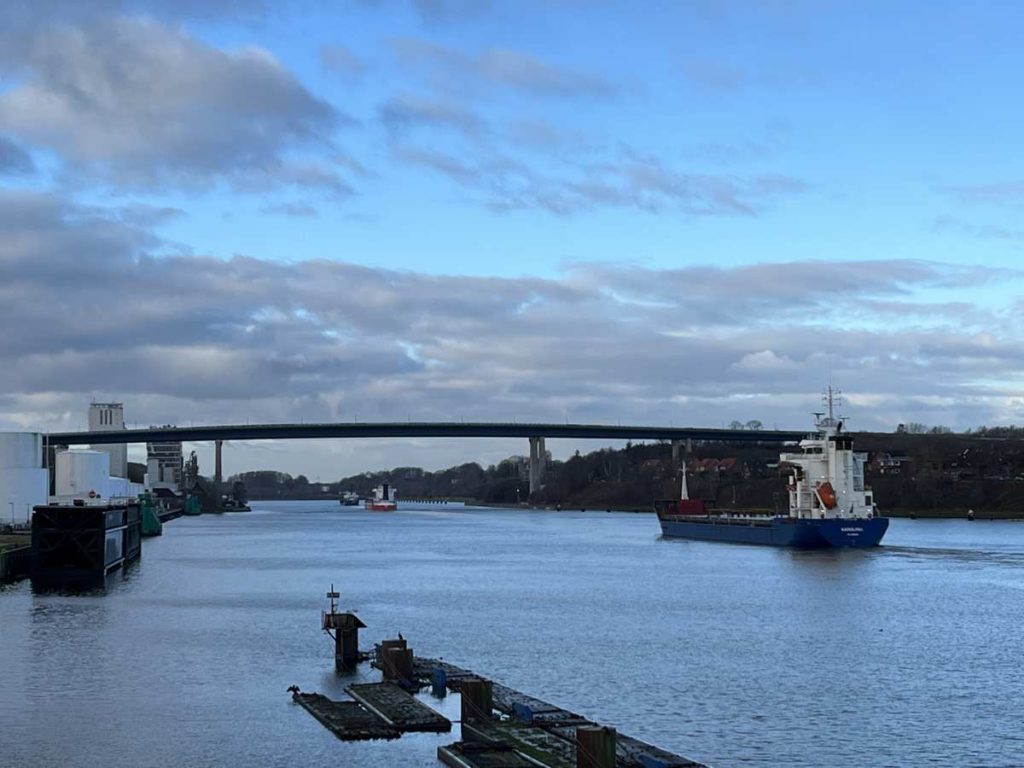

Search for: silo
xmin=0 ymin=432 xmax=48 ymax=526
xmin=54 ymin=450 xmax=111 ymax=502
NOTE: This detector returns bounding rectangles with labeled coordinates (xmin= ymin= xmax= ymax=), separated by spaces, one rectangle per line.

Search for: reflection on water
xmin=2 ymin=506 xmax=1023 ymax=767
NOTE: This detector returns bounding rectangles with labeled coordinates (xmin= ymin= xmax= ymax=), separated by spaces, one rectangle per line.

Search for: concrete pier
xmin=214 ymin=439 xmax=223 ymax=489
xmin=529 ymin=436 xmax=547 ymax=495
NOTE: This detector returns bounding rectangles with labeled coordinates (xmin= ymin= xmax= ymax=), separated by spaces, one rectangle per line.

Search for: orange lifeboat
xmin=816 ymin=482 xmax=838 ymax=509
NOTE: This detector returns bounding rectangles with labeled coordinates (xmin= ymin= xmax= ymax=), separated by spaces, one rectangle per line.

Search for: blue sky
xmin=2 ymin=1 xmax=1024 ymax=478
xmin=157 ymin=0 xmax=1024 ymax=277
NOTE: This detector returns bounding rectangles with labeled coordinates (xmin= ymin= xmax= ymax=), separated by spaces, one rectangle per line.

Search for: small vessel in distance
xmin=365 ymin=483 xmax=397 ymax=512
xmin=339 ymin=490 xmax=360 ymax=506
xmin=657 ymin=388 xmax=889 ymax=548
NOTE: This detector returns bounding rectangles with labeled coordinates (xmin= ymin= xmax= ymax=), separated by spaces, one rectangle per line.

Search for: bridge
xmin=46 ymin=421 xmax=810 ymax=495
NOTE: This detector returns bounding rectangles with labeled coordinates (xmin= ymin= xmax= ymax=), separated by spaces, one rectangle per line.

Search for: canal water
xmin=2 ymin=503 xmax=1022 ymax=767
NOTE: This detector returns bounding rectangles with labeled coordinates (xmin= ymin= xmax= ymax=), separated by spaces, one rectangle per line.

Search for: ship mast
xmin=818 ymin=385 xmax=843 ymax=433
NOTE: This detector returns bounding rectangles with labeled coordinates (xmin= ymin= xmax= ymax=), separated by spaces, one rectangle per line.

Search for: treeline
xmin=231 ymin=428 xmax=1024 ymax=514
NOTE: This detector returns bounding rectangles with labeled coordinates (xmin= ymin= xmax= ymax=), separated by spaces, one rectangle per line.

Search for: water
xmin=2 ymin=503 xmax=1023 ymax=768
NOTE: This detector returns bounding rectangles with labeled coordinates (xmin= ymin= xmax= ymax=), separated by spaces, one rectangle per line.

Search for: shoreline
xmin=247 ymin=497 xmax=1024 ymax=519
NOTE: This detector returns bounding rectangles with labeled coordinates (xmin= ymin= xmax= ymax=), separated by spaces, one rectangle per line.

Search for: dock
xmin=0 ymin=534 xmax=31 ymax=583
xmin=291 ymin=692 xmax=399 ymax=741
xmin=438 ymin=741 xmax=540 ymax=768
xmin=415 ymin=657 xmax=706 ymax=768
xmin=293 ymin=628 xmax=706 ymax=768
xmin=347 ymin=682 xmax=451 ymax=732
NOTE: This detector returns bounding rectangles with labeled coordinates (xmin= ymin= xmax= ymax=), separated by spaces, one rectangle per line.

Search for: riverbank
xmin=0 ymin=533 xmax=31 ymax=583
xmin=887 ymin=508 xmax=1024 ymax=520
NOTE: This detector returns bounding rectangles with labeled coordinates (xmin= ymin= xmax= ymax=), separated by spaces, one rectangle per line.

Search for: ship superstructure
xmin=779 ymin=388 xmax=876 ymax=521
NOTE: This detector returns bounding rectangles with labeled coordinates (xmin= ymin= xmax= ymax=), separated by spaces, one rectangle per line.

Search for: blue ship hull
xmin=658 ymin=515 xmax=889 ymax=548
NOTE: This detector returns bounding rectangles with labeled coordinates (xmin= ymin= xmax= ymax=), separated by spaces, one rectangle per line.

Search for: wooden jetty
xmin=438 ymin=741 xmax=540 ymax=768
xmin=347 ymin=682 xmax=452 ymax=732
xmin=296 ymin=595 xmax=706 ymax=767
xmin=415 ymin=657 xmax=706 ymax=768
xmin=291 ymin=692 xmax=399 ymax=741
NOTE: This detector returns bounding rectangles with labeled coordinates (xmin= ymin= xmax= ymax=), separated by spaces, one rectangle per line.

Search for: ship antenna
xmin=821 ymin=385 xmax=843 ymax=430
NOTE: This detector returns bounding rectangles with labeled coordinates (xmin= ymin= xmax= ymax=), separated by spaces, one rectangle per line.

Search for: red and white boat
xmin=365 ymin=483 xmax=397 ymax=512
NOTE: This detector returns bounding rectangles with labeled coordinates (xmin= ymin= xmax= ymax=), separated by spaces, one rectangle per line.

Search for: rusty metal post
xmin=460 ymin=678 xmax=493 ymax=725
xmin=378 ymin=637 xmax=407 ymax=671
xmin=337 ymin=616 xmax=361 ymax=670
xmin=576 ymin=725 xmax=616 ymax=768
xmin=384 ymin=647 xmax=414 ymax=680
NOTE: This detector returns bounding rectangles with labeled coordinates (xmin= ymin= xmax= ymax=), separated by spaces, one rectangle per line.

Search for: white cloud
xmin=0 ymin=17 xmax=349 ymax=193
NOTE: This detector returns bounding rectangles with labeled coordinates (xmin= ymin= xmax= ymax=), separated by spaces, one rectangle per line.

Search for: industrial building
xmin=88 ymin=402 xmax=127 ymax=478
xmin=146 ymin=432 xmax=183 ymax=491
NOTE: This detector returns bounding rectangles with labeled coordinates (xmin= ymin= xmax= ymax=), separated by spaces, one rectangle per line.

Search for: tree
xmin=745 ymin=419 xmax=764 ymax=431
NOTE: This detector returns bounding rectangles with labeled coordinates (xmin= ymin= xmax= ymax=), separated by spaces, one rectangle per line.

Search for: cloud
xmin=933 ymin=215 xmax=1024 ymax=242
xmin=0 ymin=17 xmax=349 ymax=193
xmin=394 ymin=142 xmax=805 ymax=215
xmin=390 ymin=37 xmax=614 ymax=98
xmin=319 ymin=44 xmax=366 ymax=82
xmin=0 ymin=1 xmax=267 ymax=69
xmin=260 ymin=202 xmax=320 ymax=218
xmin=0 ymin=135 xmax=34 ymax=175
xmin=355 ymin=0 xmax=493 ymax=22
xmin=379 ymin=94 xmax=486 ymax=137
xmin=732 ymin=350 xmax=797 ymax=372
xmin=4 ymin=191 xmax=1024 ymax=453
xmin=941 ymin=182 xmax=1024 ymax=205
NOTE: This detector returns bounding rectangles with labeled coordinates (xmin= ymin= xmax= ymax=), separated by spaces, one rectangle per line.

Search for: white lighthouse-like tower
xmin=778 ymin=388 xmax=875 ymax=520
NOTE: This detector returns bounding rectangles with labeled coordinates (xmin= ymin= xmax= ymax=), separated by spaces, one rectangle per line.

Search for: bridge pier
xmin=214 ymin=439 xmax=223 ymax=489
xmin=528 ymin=436 xmax=546 ymax=496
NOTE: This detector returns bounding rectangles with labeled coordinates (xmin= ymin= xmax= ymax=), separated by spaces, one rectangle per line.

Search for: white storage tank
xmin=0 ymin=432 xmax=47 ymax=526
xmin=55 ymin=450 xmax=111 ymax=502
xmin=0 ymin=432 xmax=43 ymax=468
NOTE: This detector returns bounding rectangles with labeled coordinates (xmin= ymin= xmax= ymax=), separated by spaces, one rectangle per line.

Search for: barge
xmin=31 ymin=500 xmax=142 ymax=587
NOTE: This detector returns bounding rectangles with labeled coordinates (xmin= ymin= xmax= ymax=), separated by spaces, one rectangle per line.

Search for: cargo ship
xmin=365 ymin=483 xmax=397 ymax=512
xmin=656 ymin=390 xmax=888 ymax=548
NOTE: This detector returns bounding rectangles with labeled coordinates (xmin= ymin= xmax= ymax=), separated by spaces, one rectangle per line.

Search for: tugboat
xmin=656 ymin=388 xmax=889 ymax=548
xmin=339 ymin=491 xmax=360 ymax=507
xmin=364 ymin=483 xmax=397 ymax=512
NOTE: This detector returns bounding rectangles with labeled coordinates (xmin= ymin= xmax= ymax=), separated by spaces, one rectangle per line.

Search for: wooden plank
xmin=292 ymin=692 xmax=399 ymax=741
xmin=438 ymin=742 xmax=540 ymax=768
xmin=347 ymin=682 xmax=451 ymax=733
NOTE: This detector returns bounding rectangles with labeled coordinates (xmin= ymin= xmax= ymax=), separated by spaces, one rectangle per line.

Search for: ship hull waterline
xmin=658 ymin=515 xmax=889 ymax=548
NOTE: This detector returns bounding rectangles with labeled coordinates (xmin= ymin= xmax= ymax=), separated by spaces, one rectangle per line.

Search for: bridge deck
xmin=45 ymin=421 xmax=808 ymax=445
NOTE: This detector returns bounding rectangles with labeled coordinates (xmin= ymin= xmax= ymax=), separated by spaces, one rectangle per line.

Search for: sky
xmin=2 ymin=0 xmax=1024 ymax=480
